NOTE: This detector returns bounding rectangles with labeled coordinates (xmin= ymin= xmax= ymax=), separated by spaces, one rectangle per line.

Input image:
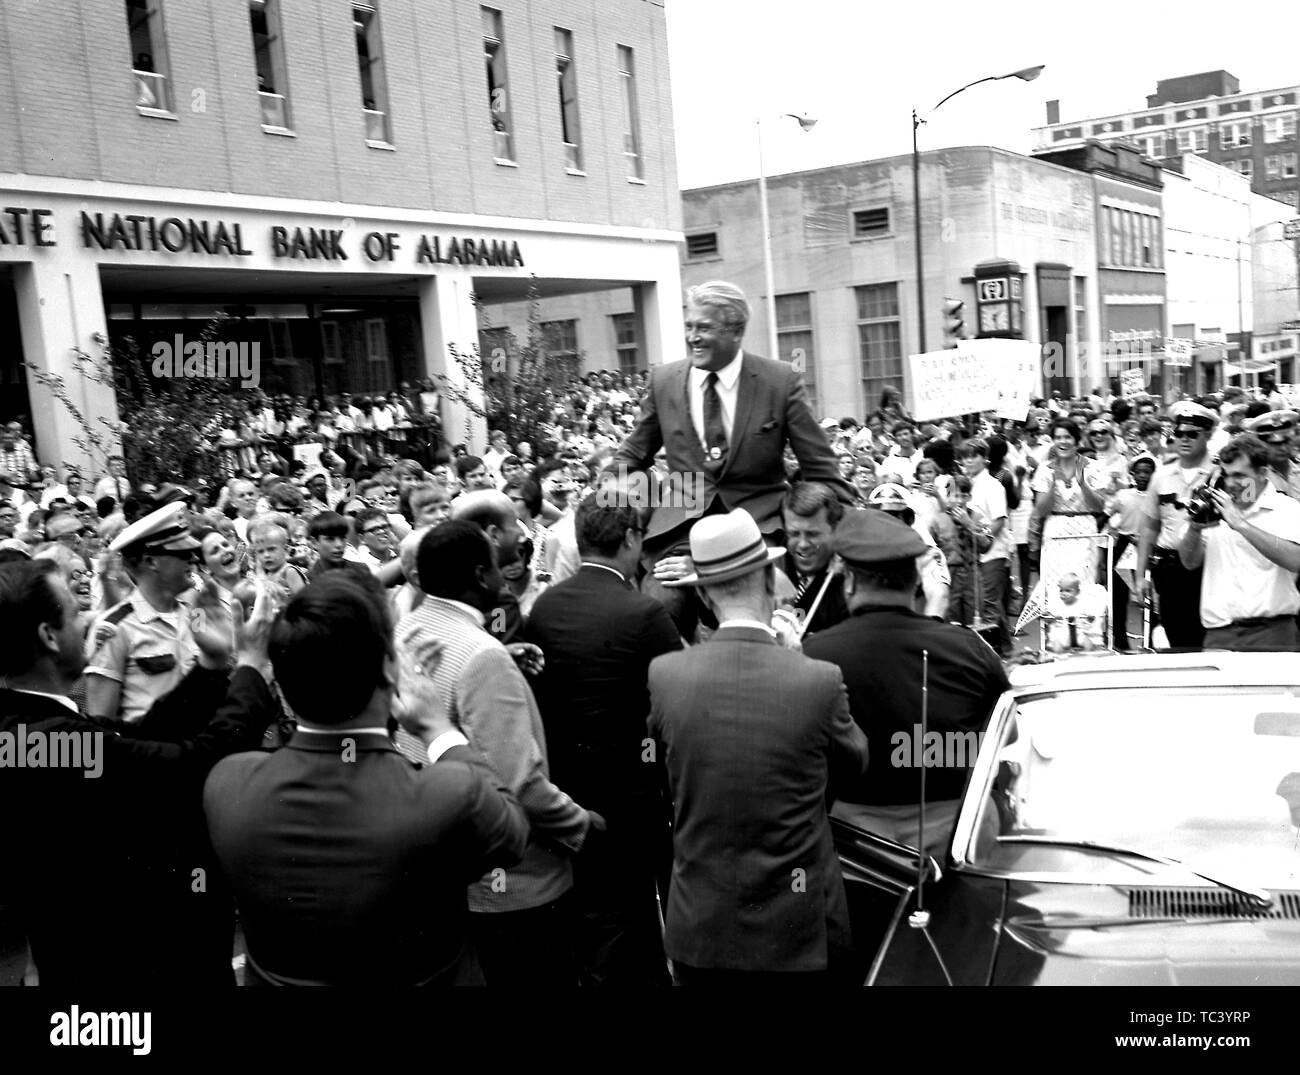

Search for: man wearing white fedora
xmin=647 ymin=508 xmax=869 ymax=983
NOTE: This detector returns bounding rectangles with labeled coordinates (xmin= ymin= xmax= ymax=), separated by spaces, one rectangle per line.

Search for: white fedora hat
xmin=664 ymin=508 xmax=785 ymax=588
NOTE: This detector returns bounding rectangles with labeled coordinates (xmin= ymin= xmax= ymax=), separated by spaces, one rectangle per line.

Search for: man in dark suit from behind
xmin=526 ymin=488 xmax=683 ymax=985
xmin=203 ymin=573 xmax=529 ymax=985
xmin=0 ymin=559 xmax=275 ymax=988
xmin=614 ymin=281 xmax=853 ymax=636
xmin=648 ymin=508 xmax=869 ymax=983
xmin=802 ymin=510 xmax=1010 ymax=850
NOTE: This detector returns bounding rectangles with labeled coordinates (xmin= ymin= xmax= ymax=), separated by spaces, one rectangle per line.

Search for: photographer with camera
xmin=1177 ymin=433 xmax=1300 ymax=651
xmin=1134 ymin=401 xmax=1217 ymax=649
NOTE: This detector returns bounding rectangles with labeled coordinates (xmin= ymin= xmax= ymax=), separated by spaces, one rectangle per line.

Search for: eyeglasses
xmin=362 ymin=524 xmax=392 ymax=535
xmin=1088 ymin=429 xmax=1111 ymax=437
xmin=1172 ymin=428 xmax=1204 ymax=439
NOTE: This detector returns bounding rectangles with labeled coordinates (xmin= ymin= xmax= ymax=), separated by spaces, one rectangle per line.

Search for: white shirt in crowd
xmin=968 ymin=469 xmax=1013 ymax=564
xmin=1199 ymin=484 xmax=1300 ymax=628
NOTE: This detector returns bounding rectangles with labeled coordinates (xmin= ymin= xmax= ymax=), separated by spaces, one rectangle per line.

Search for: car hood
xmin=991 ymin=880 xmax=1300 ymax=985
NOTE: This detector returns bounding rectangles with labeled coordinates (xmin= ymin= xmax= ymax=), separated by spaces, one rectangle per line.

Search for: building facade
xmin=1031 ymin=71 xmax=1300 ymax=211
xmin=0 ymin=0 xmax=682 ymax=473
xmin=678 ymin=146 xmax=1101 ymax=419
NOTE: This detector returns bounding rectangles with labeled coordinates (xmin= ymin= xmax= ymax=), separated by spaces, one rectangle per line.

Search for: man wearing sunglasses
xmin=1134 ymin=401 xmax=1217 ymax=649
xmin=84 ymin=502 xmax=204 ymax=724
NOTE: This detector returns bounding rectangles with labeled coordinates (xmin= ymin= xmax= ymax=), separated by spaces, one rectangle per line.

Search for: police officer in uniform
xmin=1244 ymin=409 xmax=1300 ymax=499
xmin=84 ymin=502 xmax=203 ymax=724
xmin=1134 ymin=401 xmax=1218 ymax=650
xmin=803 ymin=510 xmax=1009 ymax=848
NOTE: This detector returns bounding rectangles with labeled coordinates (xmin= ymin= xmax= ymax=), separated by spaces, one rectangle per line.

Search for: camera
xmin=1186 ymin=471 xmax=1224 ymax=526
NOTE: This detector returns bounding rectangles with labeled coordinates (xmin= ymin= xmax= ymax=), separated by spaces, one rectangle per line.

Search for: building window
xmin=1175 ymin=127 xmax=1208 ymax=154
xmin=124 ymin=0 xmax=172 ymax=112
xmin=1234 ymin=158 xmax=1254 ymax=180
xmin=854 ymin=283 xmax=901 ymax=414
xmin=1284 ymin=153 xmax=1299 ymax=179
xmin=852 ymin=207 xmax=891 ymax=238
xmin=1138 ymin=135 xmax=1165 ymax=159
xmin=483 ymin=8 xmax=513 ymax=162
xmin=366 ymin=319 xmax=390 ymax=364
xmin=542 ymin=319 xmax=580 ymax=383
xmin=554 ymin=28 xmax=582 ymax=171
xmin=1266 ymin=155 xmax=1282 ymax=180
xmin=612 ymin=313 xmax=638 ymax=375
xmin=354 ymin=5 xmax=391 ymax=144
xmin=617 ymin=45 xmax=643 ymax=180
xmin=776 ymin=293 xmax=817 ymax=410
xmin=250 ymin=1 xmax=291 ymax=130
xmin=1263 ymin=113 xmax=1297 ymax=143
xmin=321 ymin=322 xmax=343 ymax=365
xmin=1219 ymin=121 xmax=1251 ymax=149
xmin=686 ymin=231 xmax=719 ymax=259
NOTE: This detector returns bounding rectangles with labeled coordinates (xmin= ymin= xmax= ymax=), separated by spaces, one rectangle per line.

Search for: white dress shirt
xmin=688 ymin=347 xmax=743 ymax=453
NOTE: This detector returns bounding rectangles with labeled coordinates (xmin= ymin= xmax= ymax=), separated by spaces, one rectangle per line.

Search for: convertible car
xmin=834 ymin=652 xmax=1300 ymax=985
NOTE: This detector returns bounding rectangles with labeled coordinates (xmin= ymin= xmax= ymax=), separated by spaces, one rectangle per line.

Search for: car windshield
xmin=969 ymin=687 xmax=1300 ymax=888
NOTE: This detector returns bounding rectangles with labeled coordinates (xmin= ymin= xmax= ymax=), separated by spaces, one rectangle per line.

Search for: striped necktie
xmin=794 ymin=574 xmax=813 ymax=602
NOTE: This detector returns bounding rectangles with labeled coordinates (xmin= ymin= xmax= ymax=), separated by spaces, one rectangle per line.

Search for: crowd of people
xmin=3 ymin=276 xmax=1300 ymax=987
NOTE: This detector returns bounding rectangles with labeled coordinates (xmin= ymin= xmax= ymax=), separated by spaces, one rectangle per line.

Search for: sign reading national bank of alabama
xmin=77 ymin=210 xmax=524 ymax=268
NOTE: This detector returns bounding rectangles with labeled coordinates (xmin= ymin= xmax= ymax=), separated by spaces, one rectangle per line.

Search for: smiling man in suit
xmin=614 ymin=281 xmax=852 ymax=635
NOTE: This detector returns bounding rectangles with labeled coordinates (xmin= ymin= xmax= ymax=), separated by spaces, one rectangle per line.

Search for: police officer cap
xmin=1244 ymin=409 xmax=1298 ymax=434
xmin=152 ymin=483 xmax=195 ymax=508
xmin=1168 ymin=401 xmax=1217 ymax=429
xmin=109 ymin=501 xmax=201 ymax=556
xmin=831 ymin=507 xmax=926 ymax=567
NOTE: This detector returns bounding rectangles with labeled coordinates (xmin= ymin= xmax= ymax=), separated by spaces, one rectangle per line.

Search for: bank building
xmin=0 ymin=1 xmax=682 ymax=472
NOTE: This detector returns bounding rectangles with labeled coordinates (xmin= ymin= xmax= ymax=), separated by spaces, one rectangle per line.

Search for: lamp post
xmin=758 ymin=112 xmax=817 ymax=361
xmin=912 ymin=65 xmax=1044 ymax=353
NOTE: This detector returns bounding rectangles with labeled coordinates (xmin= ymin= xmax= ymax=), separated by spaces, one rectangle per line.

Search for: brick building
xmin=0 ymin=0 xmax=682 ymax=472
xmin=1031 ymin=71 xmax=1300 ymax=211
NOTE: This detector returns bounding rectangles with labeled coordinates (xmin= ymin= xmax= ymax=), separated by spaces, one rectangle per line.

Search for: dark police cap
xmin=831 ymin=507 xmax=926 ymax=567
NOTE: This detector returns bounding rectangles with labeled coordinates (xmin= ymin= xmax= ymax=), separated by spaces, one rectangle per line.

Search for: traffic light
xmin=942 ymin=298 xmax=966 ymax=347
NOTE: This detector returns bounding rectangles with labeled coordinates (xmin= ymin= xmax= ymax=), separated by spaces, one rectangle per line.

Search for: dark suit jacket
xmin=803 ymin=606 xmax=1010 ymax=805
xmin=0 ymin=665 xmax=272 ymax=988
xmin=614 ymin=351 xmax=854 ymax=544
xmin=782 ymin=556 xmax=850 ymax=638
xmin=525 ymin=564 xmax=682 ymax=821
xmin=646 ymin=626 xmax=869 ymax=972
xmin=203 ymin=729 xmax=528 ymax=985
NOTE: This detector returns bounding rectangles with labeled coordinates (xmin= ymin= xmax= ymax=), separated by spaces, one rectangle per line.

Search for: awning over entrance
xmin=1223 ymin=359 xmax=1278 ymax=377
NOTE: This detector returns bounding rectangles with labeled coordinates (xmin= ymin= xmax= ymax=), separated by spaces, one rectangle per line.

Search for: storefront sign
xmin=53 ymin=209 xmax=526 ymax=268
xmin=1164 ymin=337 xmax=1193 ymax=367
xmin=0 ymin=206 xmax=55 ymax=246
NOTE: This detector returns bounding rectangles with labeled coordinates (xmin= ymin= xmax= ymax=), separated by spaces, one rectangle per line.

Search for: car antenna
xmin=911 ymin=648 xmax=930 ymax=922
xmin=906 ymin=649 xmax=953 ymax=985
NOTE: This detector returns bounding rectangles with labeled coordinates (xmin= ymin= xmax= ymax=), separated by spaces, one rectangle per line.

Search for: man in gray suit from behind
xmin=647 ymin=508 xmax=869 ymax=983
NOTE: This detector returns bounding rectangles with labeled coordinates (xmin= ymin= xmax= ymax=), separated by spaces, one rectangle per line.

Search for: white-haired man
xmin=615 ymin=280 xmax=854 ymax=637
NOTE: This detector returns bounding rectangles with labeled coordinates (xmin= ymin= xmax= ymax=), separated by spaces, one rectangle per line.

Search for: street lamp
xmin=912 ymin=65 xmax=1043 ymax=352
xmin=758 ymin=112 xmax=817 ymax=360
